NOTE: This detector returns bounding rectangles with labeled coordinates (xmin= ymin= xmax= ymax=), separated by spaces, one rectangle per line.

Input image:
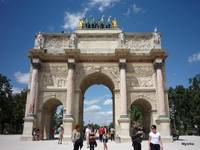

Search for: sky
xmin=0 ymin=0 xmax=200 ymax=125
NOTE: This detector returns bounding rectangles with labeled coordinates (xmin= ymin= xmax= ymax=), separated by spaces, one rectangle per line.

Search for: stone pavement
xmin=0 ymin=135 xmax=200 ymax=150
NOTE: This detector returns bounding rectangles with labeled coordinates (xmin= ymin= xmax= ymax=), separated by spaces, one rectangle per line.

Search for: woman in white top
xmin=148 ymin=125 xmax=163 ymax=150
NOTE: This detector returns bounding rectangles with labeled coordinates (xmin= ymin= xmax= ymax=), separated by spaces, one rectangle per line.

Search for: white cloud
xmin=14 ymin=71 xmax=29 ymax=84
xmin=188 ymin=52 xmax=200 ymax=63
xmin=84 ymin=110 xmax=113 ymax=125
xmin=12 ymin=87 xmax=23 ymax=94
xmin=84 ymin=99 xmax=101 ymax=106
xmin=88 ymin=0 xmax=121 ymax=12
xmin=124 ymin=3 xmax=144 ymax=16
xmin=132 ymin=4 xmax=143 ymax=14
xmin=103 ymin=98 xmax=112 ymax=105
xmin=84 ymin=94 xmax=112 ymax=106
xmin=84 ymin=105 xmax=102 ymax=112
xmin=63 ymin=8 xmax=88 ymax=30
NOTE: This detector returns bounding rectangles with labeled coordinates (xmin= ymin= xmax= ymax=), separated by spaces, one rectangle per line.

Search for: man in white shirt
xmin=85 ymin=124 xmax=91 ymax=148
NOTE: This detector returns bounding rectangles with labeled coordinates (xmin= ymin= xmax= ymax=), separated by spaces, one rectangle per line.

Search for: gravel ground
xmin=0 ymin=135 xmax=200 ymax=150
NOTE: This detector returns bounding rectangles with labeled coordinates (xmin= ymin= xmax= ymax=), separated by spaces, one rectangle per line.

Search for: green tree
xmin=130 ymin=105 xmax=143 ymax=126
xmin=11 ymin=89 xmax=27 ymax=134
xmin=0 ymin=73 xmax=13 ymax=134
xmin=189 ymin=74 xmax=200 ymax=135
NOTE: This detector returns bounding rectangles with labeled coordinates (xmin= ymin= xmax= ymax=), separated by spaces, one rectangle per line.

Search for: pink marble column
xmin=28 ymin=58 xmax=40 ymax=116
xmin=65 ymin=58 xmax=75 ymax=118
xmin=154 ymin=58 xmax=166 ymax=116
xmin=119 ymin=58 xmax=128 ymax=117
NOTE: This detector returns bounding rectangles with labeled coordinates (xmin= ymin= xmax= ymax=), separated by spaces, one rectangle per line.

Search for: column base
xmin=118 ymin=116 xmax=131 ymax=142
xmin=63 ymin=116 xmax=74 ymax=140
xmin=21 ymin=115 xmax=35 ymax=141
xmin=156 ymin=115 xmax=172 ymax=142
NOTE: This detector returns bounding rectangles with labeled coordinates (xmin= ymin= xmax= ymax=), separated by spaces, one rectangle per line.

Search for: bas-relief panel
xmin=126 ymin=64 xmax=155 ymax=88
xmin=40 ymin=63 xmax=68 ymax=88
xmin=44 ymin=37 xmax=69 ymax=49
xmin=125 ymin=39 xmax=154 ymax=50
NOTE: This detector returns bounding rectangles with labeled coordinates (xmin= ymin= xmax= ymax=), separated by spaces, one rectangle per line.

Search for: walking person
xmin=58 ymin=124 xmax=64 ymax=144
xmin=89 ymin=127 xmax=97 ymax=150
xmin=72 ymin=124 xmax=83 ymax=150
xmin=85 ymin=124 xmax=92 ymax=148
xmin=102 ymin=130 xmax=108 ymax=150
xmin=98 ymin=126 xmax=105 ymax=142
xmin=131 ymin=124 xmax=143 ymax=150
xmin=148 ymin=125 xmax=163 ymax=150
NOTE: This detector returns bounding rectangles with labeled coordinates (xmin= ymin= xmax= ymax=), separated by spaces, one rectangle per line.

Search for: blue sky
xmin=1 ymin=0 xmax=200 ymax=124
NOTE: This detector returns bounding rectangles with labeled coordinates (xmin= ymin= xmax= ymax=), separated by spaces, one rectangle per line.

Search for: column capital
xmin=31 ymin=58 xmax=41 ymax=69
xmin=154 ymin=58 xmax=163 ymax=70
xmin=68 ymin=58 xmax=76 ymax=69
xmin=119 ymin=58 xmax=126 ymax=69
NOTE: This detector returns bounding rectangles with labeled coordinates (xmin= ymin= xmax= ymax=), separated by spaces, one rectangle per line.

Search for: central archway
xmin=79 ymin=72 xmax=115 ymax=128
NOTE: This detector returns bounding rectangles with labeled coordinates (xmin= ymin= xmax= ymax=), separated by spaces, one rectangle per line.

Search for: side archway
xmin=130 ymin=99 xmax=152 ymax=138
xmin=41 ymin=98 xmax=63 ymax=139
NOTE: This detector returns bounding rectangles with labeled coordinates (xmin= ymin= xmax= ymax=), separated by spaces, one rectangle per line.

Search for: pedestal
xmin=156 ymin=116 xmax=172 ymax=142
xmin=118 ymin=116 xmax=130 ymax=142
xmin=63 ymin=116 xmax=74 ymax=141
xmin=21 ymin=115 xmax=35 ymax=141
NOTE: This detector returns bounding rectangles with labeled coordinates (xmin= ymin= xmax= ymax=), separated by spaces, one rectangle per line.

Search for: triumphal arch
xmin=22 ymin=18 xmax=171 ymax=141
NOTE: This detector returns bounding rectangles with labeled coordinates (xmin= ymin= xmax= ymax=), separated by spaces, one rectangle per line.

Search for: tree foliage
xmin=130 ymin=105 xmax=143 ymax=126
xmin=0 ymin=73 xmax=27 ymax=134
xmin=169 ymin=74 xmax=200 ymax=135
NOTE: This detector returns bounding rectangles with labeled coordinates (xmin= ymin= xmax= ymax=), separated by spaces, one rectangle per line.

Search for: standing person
xmin=89 ymin=127 xmax=97 ymax=150
xmin=148 ymin=125 xmax=163 ymax=150
xmin=102 ymin=130 xmax=108 ymax=150
xmin=85 ymin=124 xmax=92 ymax=148
xmin=58 ymin=124 xmax=64 ymax=144
xmin=72 ymin=124 xmax=83 ymax=150
xmin=131 ymin=124 xmax=143 ymax=150
xmin=98 ymin=127 xmax=105 ymax=142
xmin=110 ymin=127 xmax=115 ymax=141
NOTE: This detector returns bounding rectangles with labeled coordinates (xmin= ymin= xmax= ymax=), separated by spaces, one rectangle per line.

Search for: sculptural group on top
xmin=78 ymin=15 xmax=118 ymax=29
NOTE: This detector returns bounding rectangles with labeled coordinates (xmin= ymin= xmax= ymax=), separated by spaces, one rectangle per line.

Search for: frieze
xmin=125 ymin=39 xmax=154 ymax=50
xmin=41 ymin=63 xmax=68 ymax=73
xmin=127 ymin=64 xmax=154 ymax=76
xmin=44 ymin=37 xmax=69 ymax=49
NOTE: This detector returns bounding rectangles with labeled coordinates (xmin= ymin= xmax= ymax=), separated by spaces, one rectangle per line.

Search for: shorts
xmin=103 ymin=139 xmax=108 ymax=143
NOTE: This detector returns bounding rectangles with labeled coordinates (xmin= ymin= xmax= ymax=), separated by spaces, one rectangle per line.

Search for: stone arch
xmin=76 ymin=68 xmax=119 ymax=91
xmin=41 ymin=98 xmax=63 ymax=139
xmin=130 ymin=98 xmax=152 ymax=138
xmin=77 ymin=71 xmax=115 ymax=127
